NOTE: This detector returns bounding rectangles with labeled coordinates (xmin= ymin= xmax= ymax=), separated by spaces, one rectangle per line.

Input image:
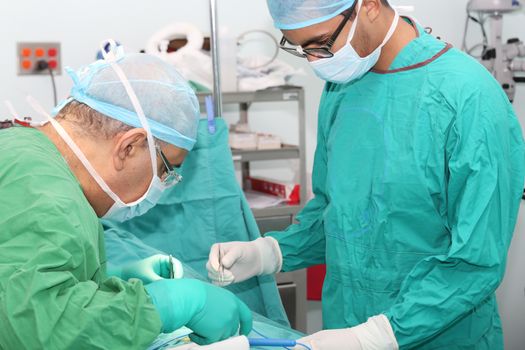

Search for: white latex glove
xmin=295 ymin=315 xmax=398 ymax=350
xmin=206 ymin=237 xmax=282 ymax=286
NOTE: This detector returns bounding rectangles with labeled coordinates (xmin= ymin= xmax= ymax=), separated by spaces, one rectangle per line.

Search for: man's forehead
xmin=282 ymin=15 xmax=342 ymax=46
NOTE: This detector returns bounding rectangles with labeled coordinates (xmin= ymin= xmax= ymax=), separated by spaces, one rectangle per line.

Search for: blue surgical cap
xmin=267 ymin=0 xmax=356 ymax=30
xmin=53 ymin=50 xmax=200 ymax=151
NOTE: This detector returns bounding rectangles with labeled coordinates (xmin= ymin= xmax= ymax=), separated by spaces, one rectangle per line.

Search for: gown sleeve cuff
xmin=353 ymin=314 xmax=399 ymax=350
xmin=255 ymin=236 xmax=283 ymax=275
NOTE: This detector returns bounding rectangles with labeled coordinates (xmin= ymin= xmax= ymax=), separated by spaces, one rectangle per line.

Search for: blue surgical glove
xmin=145 ymin=279 xmax=253 ymax=345
xmin=108 ymin=254 xmax=184 ymax=284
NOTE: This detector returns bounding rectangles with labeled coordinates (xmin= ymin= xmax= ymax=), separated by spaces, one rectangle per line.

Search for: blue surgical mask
xmin=310 ymin=0 xmax=400 ymax=84
xmin=102 ymin=176 xmax=167 ymax=221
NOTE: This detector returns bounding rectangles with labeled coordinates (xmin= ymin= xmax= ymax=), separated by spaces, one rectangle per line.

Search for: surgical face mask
xmin=28 ymin=40 xmax=174 ymax=222
xmin=310 ymin=0 xmax=400 ymax=84
xmin=102 ymin=175 xmax=167 ymax=221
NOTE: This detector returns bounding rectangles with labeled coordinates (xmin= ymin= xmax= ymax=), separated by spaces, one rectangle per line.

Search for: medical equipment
xmin=464 ymin=0 xmax=525 ymax=101
xmin=204 ymin=95 xmax=217 ymax=134
xmin=176 ymin=335 xmax=309 ymax=349
xmin=146 ymin=23 xmax=302 ymax=92
xmin=468 ymin=0 xmax=521 ymax=12
xmin=229 ymin=132 xmax=282 ymax=150
xmin=247 ymin=337 xmax=297 ymax=347
xmin=237 ymin=31 xmax=279 ymax=70
xmin=229 ymin=132 xmax=259 ymax=150
xmin=147 ymin=327 xmax=193 ymax=350
xmin=146 ymin=23 xmax=214 ymax=91
xmin=218 ymin=244 xmax=225 ymax=285
xmin=169 ymin=255 xmax=175 ymax=279
xmin=228 ymin=120 xmax=282 ymax=150
xmin=236 ymin=30 xmax=303 ymax=91
xmin=256 ymin=134 xmax=282 ymax=150
xmin=96 ymin=41 xmax=121 ymax=60
xmin=244 ymin=191 xmax=287 ymax=210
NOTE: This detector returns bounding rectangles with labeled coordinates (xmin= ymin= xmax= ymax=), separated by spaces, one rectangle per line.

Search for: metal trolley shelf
xmin=197 ymin=86 xmax=307 ymax=223
xmin=231 ymin=145 xmax=300 ymax=162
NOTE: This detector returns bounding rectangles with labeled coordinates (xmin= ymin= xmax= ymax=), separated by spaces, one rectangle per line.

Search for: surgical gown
xmin=0 ymin=127 xmax=161 ymax=348
xmin=266 ymin=20 xmax=525 ymax=349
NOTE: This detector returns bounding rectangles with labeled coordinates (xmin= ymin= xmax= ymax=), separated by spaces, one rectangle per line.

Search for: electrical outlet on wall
xmin=17 ymin=42 xmax=61 ymax=76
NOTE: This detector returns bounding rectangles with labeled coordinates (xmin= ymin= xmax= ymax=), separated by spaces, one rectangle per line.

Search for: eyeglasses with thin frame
xmin=279 ymin=5 xmax=355 ymax=59
xmin=155 ymin=144 xmax=183 ymax=186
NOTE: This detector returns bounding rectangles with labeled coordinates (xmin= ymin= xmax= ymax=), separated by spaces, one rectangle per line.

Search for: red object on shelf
xmin=48 ymin=48 xmax=58 ymax=57
xmin=307 ymin=264 xmax=326 ymax=301
xmin=248 ymin=177 xmax=300 ymax=205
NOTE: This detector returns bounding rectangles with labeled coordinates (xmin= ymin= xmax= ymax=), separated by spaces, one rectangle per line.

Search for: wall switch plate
xmin=17 ymin=42 xmax=61 ymax=76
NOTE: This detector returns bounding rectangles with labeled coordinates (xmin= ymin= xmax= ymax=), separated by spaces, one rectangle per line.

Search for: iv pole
xmin=209 ymin=0 xmax=223 ymax=119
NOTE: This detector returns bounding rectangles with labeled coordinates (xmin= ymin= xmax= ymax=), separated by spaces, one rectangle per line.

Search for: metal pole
xmin=209 ymin=0 xmax=223 ymax=118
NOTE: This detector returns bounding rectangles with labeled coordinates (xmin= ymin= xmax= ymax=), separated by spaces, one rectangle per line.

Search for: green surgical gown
xmin=266 ymin=21 xmax=525 ymax=349
xmin=0 ymin=127 xmax=161 ymax=348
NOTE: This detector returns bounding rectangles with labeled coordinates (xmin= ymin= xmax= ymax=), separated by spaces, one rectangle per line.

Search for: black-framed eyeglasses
xmin=155 ymin=144 xmax=183 ymax=186
xmin=279 ymin=4 xmax=355 ymax=59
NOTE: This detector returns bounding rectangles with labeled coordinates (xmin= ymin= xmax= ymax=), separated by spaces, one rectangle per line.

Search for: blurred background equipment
xmin=463 ymin=0 xmax=525 ymax=101
xmin=145 ymin=23 xmax=303 ymax=92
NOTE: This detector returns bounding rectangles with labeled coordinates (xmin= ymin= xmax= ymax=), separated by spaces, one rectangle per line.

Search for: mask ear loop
xmin=347 ymin=0 xmax=364 ymax=44
xmin=4 ymin=100 xmax=20 ymax=123
xmin=377 ymin=9 xmax=400 ymax=48
xmin=99 ymin=39 xmax=158 ymax=179
xmin=4 ymin=100 xmax=46 ymax=127
xmin=347 ymin=0 xmax=399 ymax=54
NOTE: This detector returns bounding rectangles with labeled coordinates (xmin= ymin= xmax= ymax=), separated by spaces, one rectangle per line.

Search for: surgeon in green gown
xmin=207 ymin=1 xmax=525 ymax=349
xmin=0 ymin=44 xmax=251 ymax=348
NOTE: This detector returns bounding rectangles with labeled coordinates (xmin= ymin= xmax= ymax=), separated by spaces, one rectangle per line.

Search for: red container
xmin=248 ymin=177 xmax=300 ymax=205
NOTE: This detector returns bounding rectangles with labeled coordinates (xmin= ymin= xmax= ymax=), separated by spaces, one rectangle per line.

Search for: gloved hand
xmin=206 ymin=237 xmax=283 ymax=286
xmin=294 ymin=329 xmax=362 ymax=350
xmin=145 ymin=279 xmax=253 ymax=345
xmin=294 ymin=315 xmax=398 ymax=350
xmin=108 ymin=254 xmax=184 ymax=284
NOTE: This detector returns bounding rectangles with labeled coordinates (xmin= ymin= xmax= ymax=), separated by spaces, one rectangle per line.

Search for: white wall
xmin=497 ymin=202 xmax=525 ymax=350
xmin=1 ymin=0 xmax=524 ymax=347
xmin=1 ymin=0 xmax=523 ymax=172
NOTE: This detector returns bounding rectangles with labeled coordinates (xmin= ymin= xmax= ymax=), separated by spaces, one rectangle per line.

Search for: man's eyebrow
xmin=287 ymin=32 xmax=331 ymax=48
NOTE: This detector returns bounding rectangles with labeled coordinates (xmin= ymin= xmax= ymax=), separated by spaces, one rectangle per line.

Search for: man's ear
xmin=363 ymin=0 xmax=381 ymax=23
xmin=112 ymin=128 xmax=148 ymax=171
